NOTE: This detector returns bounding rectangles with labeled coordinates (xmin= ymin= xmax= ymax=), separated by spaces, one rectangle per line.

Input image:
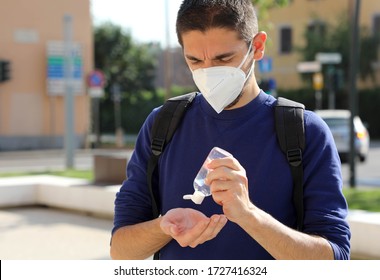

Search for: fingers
xmin=166 ymin=214 xmax=228 ymax=248
xmin=204 ymin=157 xmax=251 ymax=224
xmin=205 ymin=158 xmax=248 ymax=194
xmin=206 ymin=156 xmax=241 ymax=171
xmin=187 ymin=215 xmax=228 ymax=248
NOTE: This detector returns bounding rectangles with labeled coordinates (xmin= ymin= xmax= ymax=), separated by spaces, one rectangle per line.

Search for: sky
xmin=90 ymin=0 xmax=183 ymax=47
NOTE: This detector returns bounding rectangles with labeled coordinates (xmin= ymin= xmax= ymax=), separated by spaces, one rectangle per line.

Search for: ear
xmin=252 ymin=31 xmax=267 ymax=60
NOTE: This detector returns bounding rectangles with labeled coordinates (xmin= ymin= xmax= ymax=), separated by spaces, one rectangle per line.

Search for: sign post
xmin=297 ymin=61 xmax=323 ymax=109
xmin=88 ymin=70 xmax=105 ymax=97
xmin=63 ymin=14 xmax=75 ymax=169
xmin=87 ymin=70 xmax=106 ymax=148
xmin=312 ymin=72 xmax=324 ymax=110
xmin=315 ymin=52 xmax=342 ymax=110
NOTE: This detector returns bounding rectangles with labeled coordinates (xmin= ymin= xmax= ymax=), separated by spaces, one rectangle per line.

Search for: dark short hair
xmin=176 ymin=0 xmax=258 ymax=46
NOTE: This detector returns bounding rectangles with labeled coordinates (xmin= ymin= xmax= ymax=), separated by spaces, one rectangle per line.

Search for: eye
xmin=189 ymin=58 xmax=202 ymax=65
xmin=219 ymin=57 xmax=233 ymax=63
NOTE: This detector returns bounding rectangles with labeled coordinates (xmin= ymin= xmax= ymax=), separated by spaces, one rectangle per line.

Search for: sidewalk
xmin=0 ymin=206 xmax=113 ymax=260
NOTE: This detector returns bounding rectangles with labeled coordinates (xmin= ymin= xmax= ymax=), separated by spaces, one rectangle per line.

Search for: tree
xmin=252 ymin=0 xmax=292 ymax=19
xmin=94 ymin=22 xmax=162 ymax=134
xmin=252 ymin=0 xmax=291 ymax=10
xmin=298 ymin=14 xmax=379 ymax=87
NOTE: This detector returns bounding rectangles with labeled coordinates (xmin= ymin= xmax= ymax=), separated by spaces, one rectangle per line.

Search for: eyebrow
xmin=185 ymin=51 xmax=237 ymax=62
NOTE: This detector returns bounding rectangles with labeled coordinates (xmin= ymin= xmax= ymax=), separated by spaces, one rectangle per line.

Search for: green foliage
xmin=94 ymin=22 xmax=157 ymax=93
xmin=98 ymin=92 xmax=164 ymax=134
xmin=357 ymin=88 xmax=380 ymax=139
xmin=252 ymin=0 xmax=291 ymax=16
xmin=94 ymin=22 xmax=161 ymax=134
xmin=278 ymin=87 xmax=380 ymax=139
xmin=297 ymin=13 xmax=379 ymax=87
xmin=0 ymin=169 xmax=94 ymax=180
xmin=251 ymin=0 xmax=292 ymax=31
xmin=359 ymin=27 xmax=380 ymax=82
xmin=343 ymin=188 xmax=380 ymax=212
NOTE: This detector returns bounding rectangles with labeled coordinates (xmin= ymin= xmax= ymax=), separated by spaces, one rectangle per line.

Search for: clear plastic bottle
xmin=183 ymin=147 xmax=232 ymax=204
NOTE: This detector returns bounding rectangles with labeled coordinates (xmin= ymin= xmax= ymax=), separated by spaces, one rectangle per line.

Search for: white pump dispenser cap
xmin=183 ymin=190 xmax=205 ymax=204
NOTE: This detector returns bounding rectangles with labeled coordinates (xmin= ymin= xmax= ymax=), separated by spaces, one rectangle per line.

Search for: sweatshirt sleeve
xmin=302 ymin=111 xmax=351 ymax=260
xmin=112 ymin=107 xmax=160 ymax=235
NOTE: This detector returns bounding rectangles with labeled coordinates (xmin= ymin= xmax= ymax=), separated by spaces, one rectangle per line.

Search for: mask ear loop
xmin=237 ymin=40 xmax=254 ymax=69
xmin=240 ymin=40 xmax=256 ymax=83
xmin=244 ymin=47 xmax=256 ymax=82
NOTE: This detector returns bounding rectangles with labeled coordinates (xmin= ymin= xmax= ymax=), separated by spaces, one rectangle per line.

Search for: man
xmin=110 ymin=0 xmax=350 ymax=260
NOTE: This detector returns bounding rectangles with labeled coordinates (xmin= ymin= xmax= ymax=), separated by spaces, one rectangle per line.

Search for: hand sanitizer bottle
xmin=183 ymin=147 xmax=232 ymax=204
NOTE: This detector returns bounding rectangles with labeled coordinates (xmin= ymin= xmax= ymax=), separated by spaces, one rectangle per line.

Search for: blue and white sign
xmin=258 ymin=57 xmax=272 ymax=73
xmin=47 ymin=41 xmax=84 ymax=95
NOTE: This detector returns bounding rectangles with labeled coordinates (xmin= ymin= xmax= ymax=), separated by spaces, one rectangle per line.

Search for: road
xmin=0 ymin=143 xmax=379 ymax=187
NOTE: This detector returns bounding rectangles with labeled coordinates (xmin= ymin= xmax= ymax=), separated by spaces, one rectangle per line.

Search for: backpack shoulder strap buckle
xmin=287 ymin=148 xmax=302 ymax=167
xmin=151 ymin=138 xmax=165 ymax=156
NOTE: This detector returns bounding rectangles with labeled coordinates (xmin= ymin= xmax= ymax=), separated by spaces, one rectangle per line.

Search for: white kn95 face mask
xmin=192 ymin=42 xmax=255 ymax=114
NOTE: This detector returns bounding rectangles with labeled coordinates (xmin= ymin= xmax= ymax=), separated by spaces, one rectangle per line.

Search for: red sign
xmin=87 ymin=70 xmax=105 ymax=88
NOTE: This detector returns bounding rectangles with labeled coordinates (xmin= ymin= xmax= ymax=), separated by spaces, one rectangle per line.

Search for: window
xmin=279 ymin=26 xmax=292 ymax=54
xmin=308 ymin=20 xmax=326 ymax=38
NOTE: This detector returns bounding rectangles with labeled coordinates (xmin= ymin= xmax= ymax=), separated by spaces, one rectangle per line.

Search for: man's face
xmin=182 ymin=28 xmax=252 ymax=72
xmin=181 ymin=28 xmax=267 ymax=110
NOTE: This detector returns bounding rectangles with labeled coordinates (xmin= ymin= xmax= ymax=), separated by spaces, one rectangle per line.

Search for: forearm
xmin=110 ymin=217 xmax=172 ymax=260
xmin=238 ymin=206 xmax=334 ymax=260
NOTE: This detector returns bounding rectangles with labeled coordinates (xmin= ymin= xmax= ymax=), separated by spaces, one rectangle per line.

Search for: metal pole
xmin=113 ymin=83 xmax=123 ymax=147
xmin=64 ymin=14 xmax=75 ymax=169
xmin=315 ymin=90 xmax=322 ymax=110
xmin=349 ymin=0 xmax=360 ymax=188
xmin=327 ymin=65 xmax=336 ymax=109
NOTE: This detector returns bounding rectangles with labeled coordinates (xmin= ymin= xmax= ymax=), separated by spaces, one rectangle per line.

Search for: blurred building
xmin=0 ymin=0 xmax=93 ymax=151
xmin=259 ymin=0 xmax=380 ymax=90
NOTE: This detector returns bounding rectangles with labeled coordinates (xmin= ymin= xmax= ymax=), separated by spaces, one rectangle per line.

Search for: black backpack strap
xmin=275 ymin=97 xmax=305 ymax=231
xmin=147 ymin=92 xmax=197 ymax=259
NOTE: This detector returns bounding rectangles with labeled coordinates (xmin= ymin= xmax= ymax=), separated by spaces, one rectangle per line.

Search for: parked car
xmin=315 ymin=109 xmax=370 ymax=162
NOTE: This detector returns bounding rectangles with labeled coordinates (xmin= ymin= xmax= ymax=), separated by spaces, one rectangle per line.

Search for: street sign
xmin=87 ymin=70 xmax=106 ymax=98
xmin=47 ymin=41 xmax=84 ymax=95
xmin=316 ymin=52 xmax=342 ymax=64
xmin=296 ymin=61 xmax=321 ymax=73
xmin=88 ymin=70 xmax=105 ymax=88
xmin=258 ymin=57 xmax=272 ymax=73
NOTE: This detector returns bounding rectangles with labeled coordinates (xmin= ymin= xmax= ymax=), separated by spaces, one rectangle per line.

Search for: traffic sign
xmin=88 ymin=70 xmax=105 ymax=88
xmin=258 ymin=57 xmax=272 ymax=73
xmin=87 ymin=70 xmax=106 ymax=98
xmin=316 ymin=52 xmax=342 ymax=64
xmin=297 ymin=61 xmax=321 ymax=73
